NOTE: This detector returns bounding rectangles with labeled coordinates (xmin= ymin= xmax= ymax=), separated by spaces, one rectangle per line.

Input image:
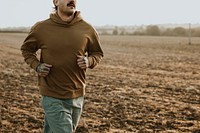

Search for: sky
xmin=0 ymin=0 xmax=200 ymax=28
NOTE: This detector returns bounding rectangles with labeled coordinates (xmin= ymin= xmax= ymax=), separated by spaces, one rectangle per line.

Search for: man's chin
xmin=64 ymin=9 xmax=75 ymax=16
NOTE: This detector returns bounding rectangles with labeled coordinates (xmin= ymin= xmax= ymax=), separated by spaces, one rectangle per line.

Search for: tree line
xmin=1 ymin=25 xmax=200 ymax=37
xmin=98 ymin=25 xmax=200 ymax=37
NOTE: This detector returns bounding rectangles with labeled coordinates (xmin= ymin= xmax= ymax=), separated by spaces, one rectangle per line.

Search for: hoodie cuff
xmin=31 ymin=60 xmax=41 ymax=71
xmin=88 ymin=56 xmax=94 ymax=69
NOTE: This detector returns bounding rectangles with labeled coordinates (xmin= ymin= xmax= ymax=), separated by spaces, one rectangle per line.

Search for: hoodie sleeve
xmin=87 ymin=29 xmax=104 ymax=69
xmin=21 ymin=24 xmax=41 ymax=71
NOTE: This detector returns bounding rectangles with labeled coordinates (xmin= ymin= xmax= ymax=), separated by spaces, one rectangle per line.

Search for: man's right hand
xmin=36 ymin=63 xmax=52 ymax=77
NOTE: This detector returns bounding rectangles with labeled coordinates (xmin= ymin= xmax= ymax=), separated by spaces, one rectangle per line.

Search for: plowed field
xmin=0 ymin=33 xmax=200 ymax=133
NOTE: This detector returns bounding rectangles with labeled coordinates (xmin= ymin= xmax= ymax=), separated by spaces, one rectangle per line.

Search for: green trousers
xmin=41 ymin=96 xmax=84 ymax=133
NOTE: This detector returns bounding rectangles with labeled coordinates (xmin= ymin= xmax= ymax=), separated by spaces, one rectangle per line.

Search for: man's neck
xmin=58 ymin=11 xmax=75 ymax=23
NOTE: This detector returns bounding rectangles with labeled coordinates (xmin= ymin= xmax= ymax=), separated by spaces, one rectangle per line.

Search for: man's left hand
xmin=77 ymin=56 xmax=89 ymax=69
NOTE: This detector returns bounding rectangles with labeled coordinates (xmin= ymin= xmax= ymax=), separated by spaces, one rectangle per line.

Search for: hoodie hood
xmin=50 ymin=11 xmax=83 ymax=26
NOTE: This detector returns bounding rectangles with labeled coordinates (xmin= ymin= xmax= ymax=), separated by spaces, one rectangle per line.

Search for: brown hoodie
xmin=21 ymin=11 xmax=103 ymax=99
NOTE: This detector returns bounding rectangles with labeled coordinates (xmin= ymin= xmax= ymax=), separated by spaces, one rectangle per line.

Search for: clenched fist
xmin=36 ymin=63 xmax=52 ymax=77
xmin=77 ymin=56 xmax=89 ymax=69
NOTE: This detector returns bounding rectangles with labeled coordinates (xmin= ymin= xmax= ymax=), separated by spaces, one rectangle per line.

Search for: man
xmin=21 ymin=0 xmax=103 ymax=132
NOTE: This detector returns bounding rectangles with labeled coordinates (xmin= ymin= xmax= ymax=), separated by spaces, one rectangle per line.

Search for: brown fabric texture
xmin=21 ymin=11 xmax=103 ymax=99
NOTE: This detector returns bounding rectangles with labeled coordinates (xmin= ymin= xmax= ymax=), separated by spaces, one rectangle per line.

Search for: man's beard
xmin=65 ymin=10 xmax=75 ymax=16
xmin=59 ymin=7 xmax=75 ymax=17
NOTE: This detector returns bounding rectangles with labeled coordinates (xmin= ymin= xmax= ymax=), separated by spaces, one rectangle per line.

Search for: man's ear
xmin=53 ymin=0 xmax=58 ymax=6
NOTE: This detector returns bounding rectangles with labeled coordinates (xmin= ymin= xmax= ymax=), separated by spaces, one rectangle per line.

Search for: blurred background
xmin=1 ymin=0 xmax=200 ymax=36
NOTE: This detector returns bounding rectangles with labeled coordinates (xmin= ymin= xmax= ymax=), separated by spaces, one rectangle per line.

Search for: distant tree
xmin=133 ymin=31 xmax=145 ymax=35
xmin=120 ymin=31 xmax=125 ymax=35
xmin=173 ymin=27 xmax=186 ymax=36
xmin=162 ymin=28 xmax=173 ymax=36
xmin=191 ymin=28 xmax=200 ymax=37
xmin=146 ymin=25 xmax=160 ymax=36
xmin=112 ymin=26 xmax=119 ymax=35
xmin=101 ymin=31 xmax=109 ymax=35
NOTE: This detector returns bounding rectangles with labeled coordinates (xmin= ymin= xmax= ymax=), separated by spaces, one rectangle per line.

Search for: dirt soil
xmin=0 ymin=33 xmax=200 ymax=133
